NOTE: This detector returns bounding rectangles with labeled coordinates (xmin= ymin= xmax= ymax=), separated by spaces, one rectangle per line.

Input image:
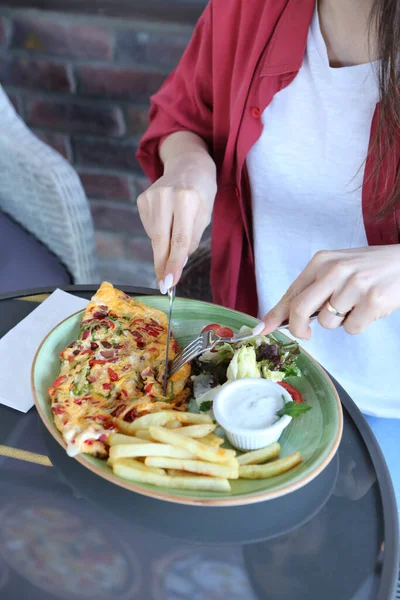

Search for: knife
xmin=163 ymin=285 xmax=176 ymax=396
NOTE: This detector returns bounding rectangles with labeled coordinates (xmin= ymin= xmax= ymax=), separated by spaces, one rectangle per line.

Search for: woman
xmin=136 ymin=0 xmax=400 ymax=510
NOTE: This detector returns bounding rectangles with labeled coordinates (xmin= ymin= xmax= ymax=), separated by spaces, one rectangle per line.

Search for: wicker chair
xmin=0 ymin=86 xmax=99 ymax=284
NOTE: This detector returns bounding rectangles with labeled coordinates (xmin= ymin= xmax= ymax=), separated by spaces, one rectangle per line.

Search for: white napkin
xmin=0 ymin=289 xmax=88 ymax=413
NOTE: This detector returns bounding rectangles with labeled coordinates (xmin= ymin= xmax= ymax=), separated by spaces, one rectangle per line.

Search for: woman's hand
xmin=255 ymin=246 xmax=400 ymax=339
xmin=137 ymin=141 xmax=217 ymax=293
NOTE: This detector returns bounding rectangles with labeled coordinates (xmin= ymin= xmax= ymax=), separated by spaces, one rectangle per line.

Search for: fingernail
xmin=163 ymin=273 xmax=174 ymax=291
xmin=252 ymin=322 xmax=265 ymax=336
xmin=159 ymin=280 xmax=166 ymax=295
xmin=183 ymin=256 xmax=188 ymax=267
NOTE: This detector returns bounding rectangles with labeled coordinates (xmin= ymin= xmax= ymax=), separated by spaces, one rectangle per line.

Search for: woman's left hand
xmin=256 ymin=246 xmax=400 ymax=339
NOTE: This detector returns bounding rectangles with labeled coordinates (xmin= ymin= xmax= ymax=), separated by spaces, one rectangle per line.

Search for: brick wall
xmin=0 ymin=8 xmax=194 ymax=287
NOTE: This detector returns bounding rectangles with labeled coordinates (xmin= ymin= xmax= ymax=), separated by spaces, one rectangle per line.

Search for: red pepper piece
xmin=51 ymin=375 xmax=66 ymax=389
xmin=90 ymin=359 xmax=106 ymax=367
xmin=110 ymin=403 xmax=126 ymax=417
xmin=147 ymin=328 xmax=160 ymax=337
xmin=89 ymin=358 xmax=117 ymax=367
xmin=144 ymin=383 xmax=154 ymax=394
xmin=103 ymin=383 xmax=112 ymax=390
xmin=96 ymin=415 xmax=110 ymax=422
xmin=108 ymin=368 xmax=119 ymax=381
xmin=81 ymin=349 xmax=92 ymax=356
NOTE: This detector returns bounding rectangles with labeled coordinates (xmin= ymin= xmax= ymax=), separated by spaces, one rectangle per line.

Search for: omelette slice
xmin=48 ymin=282 xmax=191 ymax=458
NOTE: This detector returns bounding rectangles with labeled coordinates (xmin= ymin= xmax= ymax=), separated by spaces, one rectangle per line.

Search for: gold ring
xmin=325 ymin=300 xmax=347 ymax=318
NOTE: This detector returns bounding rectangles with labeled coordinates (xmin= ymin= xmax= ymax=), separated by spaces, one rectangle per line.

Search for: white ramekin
xmin=213 ymin=378 xmax=293 ymax=451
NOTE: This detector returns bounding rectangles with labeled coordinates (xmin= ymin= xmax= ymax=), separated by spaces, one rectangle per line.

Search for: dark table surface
xmin=0 ymin=286 xmax=398 ymax=600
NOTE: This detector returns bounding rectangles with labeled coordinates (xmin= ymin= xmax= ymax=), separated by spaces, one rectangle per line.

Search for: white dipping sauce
xmin=213 ymin=378 xmax=293 ymax=451
xmin=221 ymin=389 xmax=284 ymax=430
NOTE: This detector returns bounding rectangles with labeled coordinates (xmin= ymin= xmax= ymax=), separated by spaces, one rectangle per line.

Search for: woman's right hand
xmin=137 ymin=148 xmax=217 ymax=293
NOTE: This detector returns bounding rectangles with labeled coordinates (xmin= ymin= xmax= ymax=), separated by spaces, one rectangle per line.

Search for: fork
xmin=169 ymin=310 xmax=321 ymax=376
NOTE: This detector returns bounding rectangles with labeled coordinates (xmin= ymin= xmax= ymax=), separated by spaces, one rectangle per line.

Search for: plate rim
xmin=31 ymin=298 xmax=343 ymax=507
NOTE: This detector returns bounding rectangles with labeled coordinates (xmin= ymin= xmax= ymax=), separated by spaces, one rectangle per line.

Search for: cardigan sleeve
xmin=136 ymin=3 xmax=214 ymax=183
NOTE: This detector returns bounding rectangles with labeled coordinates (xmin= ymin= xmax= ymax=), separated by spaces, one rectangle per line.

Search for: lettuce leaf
xmin=227 ymin=346 xmax=261 ymax=381
xmin=256 ymin=340 xmax=301 ymax=377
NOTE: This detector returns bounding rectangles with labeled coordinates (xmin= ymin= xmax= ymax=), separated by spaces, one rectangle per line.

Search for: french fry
xmin=109 ymin=443 xmax=195 ymax=461
xmin=109 ymin=433 xmax=151 ymax=446
xmin=114 ymin=412 xmax=176 ymax=433
xmin=135 ymin=429 xmax=153 ymax=441
xmin=145 ymin=457 xmax=239 ymax=479
xmin=149 ymin=426 xmax=236 ymax=464
xmin=174 ymin=424 xmax=216 ymax=438
xmin=165 ymin=420 xmax=182 ymax=429
xmin=237 ymin=443 xmax=281 ymax=466
xmin=239 ymin=452 xmax=302 ymax=479
xmin=114 ymin=410 xmax=212 ymax=434
xmin=112 ymin=458 xmax=166 ymax=476
xmin=202 ymin=433 xmax=225 ymax=448
xmin=167 ymin=469 xmax=199 ymax=478
xmin=113 ymin=461 xmax=231 ymax=492
xmin=174 ymin=412 xmax=213 ymax=425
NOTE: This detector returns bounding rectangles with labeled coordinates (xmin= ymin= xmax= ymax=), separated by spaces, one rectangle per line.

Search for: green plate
xmin=32 ymin=297 xmax=343 ymax=507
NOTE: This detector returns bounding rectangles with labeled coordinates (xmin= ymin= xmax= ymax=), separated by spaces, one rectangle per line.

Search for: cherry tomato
xmin=278 ymin=381 xmax=303 ymax=404
xmin=201 ymin=323 xmax=234 ymax=338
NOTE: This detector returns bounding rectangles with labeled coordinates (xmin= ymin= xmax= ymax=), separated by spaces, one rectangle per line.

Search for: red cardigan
xmin=137 ymin=0 xmax=400 ymax=317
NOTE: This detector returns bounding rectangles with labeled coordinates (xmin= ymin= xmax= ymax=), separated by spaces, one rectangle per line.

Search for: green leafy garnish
xmin=116 ymin=328 xmax=123 ymax=336
xmin=276 ymin=396 xmax=312 ymax=419
xmin=199 ymin=400 xmax=213 ymax=412
xmin=72 ymin=382 xmax=89 ymax=397
xmin=216 ymin=343 xmax=234 ymax=359
xmin=283 ymin=363 xmax=302 ymax=378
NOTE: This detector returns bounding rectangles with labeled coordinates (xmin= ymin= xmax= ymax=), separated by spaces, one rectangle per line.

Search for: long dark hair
xmin=369 ymin=0 xmax=400 ymax=216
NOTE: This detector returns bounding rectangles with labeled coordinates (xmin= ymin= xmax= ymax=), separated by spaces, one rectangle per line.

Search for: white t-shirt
xmin=247 ymin=4 xmax=400 ymax=418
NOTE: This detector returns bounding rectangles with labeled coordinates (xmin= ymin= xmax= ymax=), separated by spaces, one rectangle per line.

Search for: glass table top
xmin=0 ymin=288 xmax=397 ymax=600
